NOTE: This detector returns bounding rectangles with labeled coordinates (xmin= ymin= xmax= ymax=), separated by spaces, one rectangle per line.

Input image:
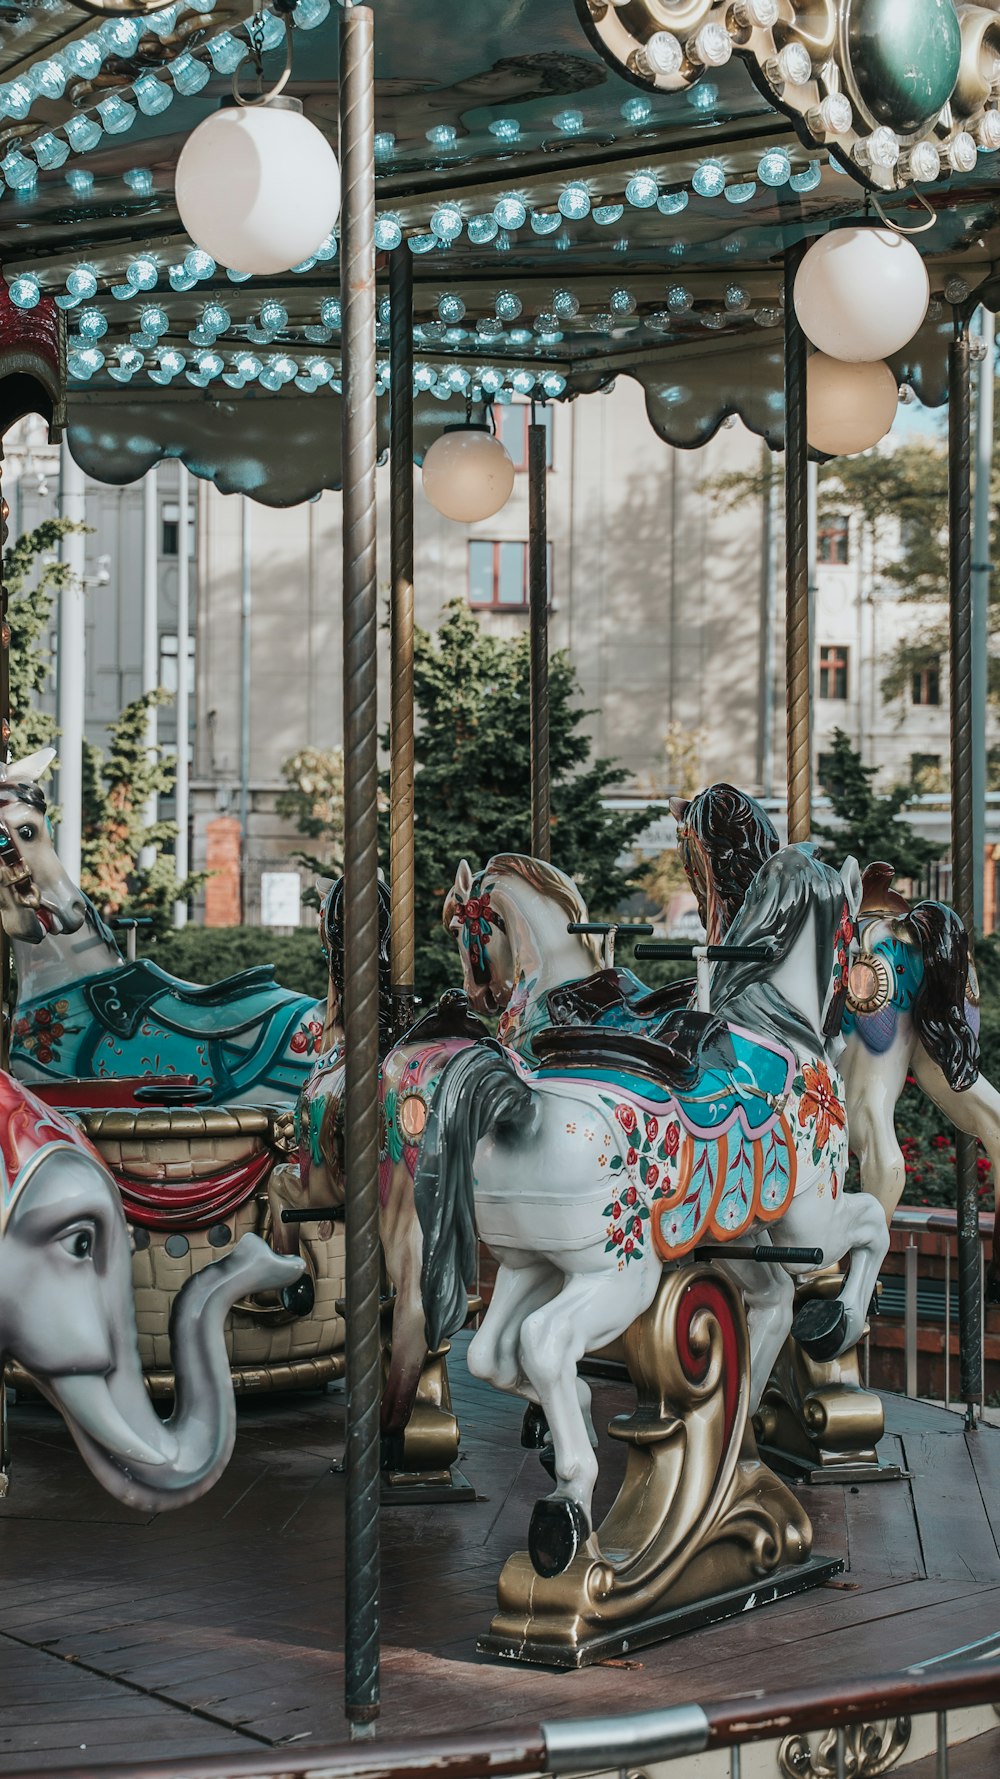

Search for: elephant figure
xmin=0 ymin=1072 xmax=304 ymax=1511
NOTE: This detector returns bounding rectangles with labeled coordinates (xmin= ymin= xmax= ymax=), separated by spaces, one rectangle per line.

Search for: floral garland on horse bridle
xmin=453 ymin=870 xmax=506 ymax=987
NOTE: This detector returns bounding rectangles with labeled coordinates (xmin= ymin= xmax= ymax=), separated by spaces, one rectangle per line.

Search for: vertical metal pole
xmin=140 ymin=468 xmax=159 ymax=873
xmin=944 ymin=1242 xmax=951 ymax=1410
xmin=389 ymin=245 xmax=415 ymax=1035
xmin=0 ymin=459 xmax=10 ymax=1074
xmin=172 ymin=463 xmax=190 ymax=928
xmin=57 ymin=439 xmax=85 ymax=883
xmin=340 ymin=0 xmax=381 ymax=1736
xmin=528 ymin=415 xmax=550 ymax=861
xmin=972 ymin=309 xmax=994 ymax=932
xmin=936 ymin=1710 xmax=949 ymax=1779
xmin=905 ymin=1237 xmax=918 ymax=1398
xmin=949 ymin=322 xmax=984 ymax=1420
xmin=757 ymin=447 xmax=776 ymax=798
xmin=239 ymin=496 xmax=252 ymax=924
xmin=784 ymin=250 xmax=812 ymax=843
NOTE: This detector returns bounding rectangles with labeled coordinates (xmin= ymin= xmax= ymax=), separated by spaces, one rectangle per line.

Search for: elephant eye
xmin=59 ymin=1226 xmax=96 ymax=1260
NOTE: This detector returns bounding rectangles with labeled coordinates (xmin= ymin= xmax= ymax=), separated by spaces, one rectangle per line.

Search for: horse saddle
xmin=85 ymin=959 xmax=304 ymax=1042
xmin=533 ymin=1009 xmax=736 ymax=1095
xmin=545 ymin=967 xmax=694 ymax=1033
xmin=399 ymin=989 xmax=490 ymax=1046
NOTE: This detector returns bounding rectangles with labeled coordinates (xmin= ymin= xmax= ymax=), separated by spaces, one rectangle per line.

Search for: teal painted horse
xmin=0 ymin=751 xmax=327 ymax=1106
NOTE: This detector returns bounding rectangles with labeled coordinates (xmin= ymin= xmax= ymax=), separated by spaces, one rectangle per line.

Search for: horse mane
xmin=711 ymin=845 xmax=845 ymax=1055
xmin=0 ymin=782 xmax=47 ymax=815
xmin=322 ymin=876 xmax=395 ymax=1056
xmin=443 ymin=853 xmax=602 ymax=969
xmin=683 ymin=783 xmax=779 ymax=934
xmin=907 ymin=901 xmax=980 ymax=1092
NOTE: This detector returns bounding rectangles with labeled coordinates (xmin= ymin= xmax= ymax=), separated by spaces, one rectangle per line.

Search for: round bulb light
xmin=421 ymin=425 xmax=515 ymax=523
xmin=793 ymin=227 xmax=929 ymax=363
xmin=175 ymin=99 xmax=340 ymax=276
xmin=807 ymin=353 xmax=898 ymax=456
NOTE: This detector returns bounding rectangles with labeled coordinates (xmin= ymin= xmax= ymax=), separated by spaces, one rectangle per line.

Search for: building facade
xmin=4 ymin=391 xmax=990 ymax=927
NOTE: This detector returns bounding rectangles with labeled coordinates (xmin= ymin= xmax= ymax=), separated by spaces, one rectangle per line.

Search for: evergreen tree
xmin=385 ymin=601 xmax=650 ymax=1001
xmin=81 ymin=691 xmax=204 ymax=934
xmin=814 ymin=729 xmax=943 ymax=879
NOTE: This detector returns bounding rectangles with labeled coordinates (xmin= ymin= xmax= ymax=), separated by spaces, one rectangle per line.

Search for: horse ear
xmin=669 ymin=798 xmax=690 ymax=823
xmin=455 ymin=859 xmax=473 ymax=898
xmin=841 ymin=856 xmax=863 ymax=919
xmin=2 ymin=746 xmax=56 ymax=785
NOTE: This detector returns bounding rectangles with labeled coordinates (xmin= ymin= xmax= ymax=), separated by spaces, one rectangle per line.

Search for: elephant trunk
xmin=46 ymin=1235 xmax=303 ymax=1511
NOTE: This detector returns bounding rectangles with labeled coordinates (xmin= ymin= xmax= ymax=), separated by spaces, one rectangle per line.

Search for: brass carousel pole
xmin=784 ymin=248 xmax=811 ymax=844
xmin=0 ymin=467 xmax=8 ymax=1492
xmin=948 ymin=318 xmax=984 ymax=1425
xmin=528 ymin=410 xmax=550 ymax=861
xmin=389 ymin=245 xmax=415 ymax=1033
xmin=339 ymin=0 xmax=381 ymax=1734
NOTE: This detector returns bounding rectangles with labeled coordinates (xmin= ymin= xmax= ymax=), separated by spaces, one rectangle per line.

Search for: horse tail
xmin=909 ymin=901 xmax=980 ymax=1093
xmin=414 ymin=1040 xmax=535 ymax=1351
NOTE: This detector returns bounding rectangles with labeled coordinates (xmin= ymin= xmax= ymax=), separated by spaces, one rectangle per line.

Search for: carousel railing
xmin=883 ymin=1203 xmax=994 ymax=1409
xmin=18 ymin=1649 xmax=1000 ymax=1779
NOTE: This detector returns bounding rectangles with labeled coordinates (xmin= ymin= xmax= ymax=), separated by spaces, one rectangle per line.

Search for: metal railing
xmin=11 ymin=1649 xmax=998 ymax=1779
xmin=881 ymin=1204 xmax=992 ymax=1411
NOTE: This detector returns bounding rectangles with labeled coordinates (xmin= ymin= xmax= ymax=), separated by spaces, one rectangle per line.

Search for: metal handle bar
xmin=696 ymin=1244 xmax=824 ymax=1266
xmin=132 ymin=1082 xmax=215 ymax=1104
xmin=567 ymin=922 xmax=655 ymax=937
xmin=633 ymin=941 xmax=775 ymax=963
xmin=108 ymin=916 xmax=154 ymax=930
xmin=281 ymin=1205 xmax=345 ymax=1223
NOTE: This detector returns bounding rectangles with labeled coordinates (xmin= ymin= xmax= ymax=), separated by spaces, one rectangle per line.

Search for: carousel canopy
xmin=2 ymin=0 xmax=999 ymax=500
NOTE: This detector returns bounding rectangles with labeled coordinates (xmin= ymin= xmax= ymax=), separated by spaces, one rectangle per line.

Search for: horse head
xmin=711 ymin=845 xmax=861 ymax=1060
xmin=673 ymin=784 xmax=780 ymax=944
xmin=0 ymin=750 xmax=86 ymax=943
xmin=443 ymin=853 xmax=599 ymax=1017
xmin=850 ymin=872 xmax=980 ymax=1094
xmin=320 ymin=874 xmax=394 ymax=1054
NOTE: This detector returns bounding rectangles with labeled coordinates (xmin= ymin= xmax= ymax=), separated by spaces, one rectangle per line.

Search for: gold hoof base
xmin=381 ymin=1466 xmax=477 ymax=1505
xmin=479 ymin=1266 xmax=824 ymax=1669
xmin=479 ymin=1555 xmax=842 ymax=1669
xmin=755 ymin=1322 xmax=903 ymax=1485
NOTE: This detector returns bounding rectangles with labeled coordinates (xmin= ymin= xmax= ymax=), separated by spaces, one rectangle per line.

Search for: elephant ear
xmin=3 ymin=746 xmax=56 ymax=785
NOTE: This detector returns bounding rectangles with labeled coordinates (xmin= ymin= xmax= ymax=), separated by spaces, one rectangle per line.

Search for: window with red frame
xmin=494 ymin=403 xmax=554 ymax=471
xmin=911 ymin=663 xmax=941 ymax=706
xmin=468 ymin=540 xmax=553 ymax=609
xmin=819 ymin=644 xmax=849 ymax=700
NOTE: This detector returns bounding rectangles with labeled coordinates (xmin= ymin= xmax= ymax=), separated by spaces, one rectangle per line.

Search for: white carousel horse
xmin=673 ymin=784 xmax=1000 ymax=1299
xmin=0 ymin=750 xmax=326 ymax=1105
xmin=414 ymin=845 xmax=889 ymax=1575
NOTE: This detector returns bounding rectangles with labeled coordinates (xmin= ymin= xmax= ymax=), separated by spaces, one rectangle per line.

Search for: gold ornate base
xmin=479 ymin=1265 xmax=831 ymax=1668
xmin=381 ymin=1337 xmax=476 ymax=1504
xmin=755 ymin=1277 xmax=903 ymax=1486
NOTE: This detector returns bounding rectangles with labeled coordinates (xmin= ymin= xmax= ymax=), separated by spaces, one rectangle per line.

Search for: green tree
xmin=6 ymin=516 xmax=87 ymax=762
xmin=276 ymin=744 xmax=346 ymax=907
xmin=387 ymin=601 xmax=650 ymax=1001
xmin=81 ymin=691 xmax=204 ymax=934
xmin=814 ymin=729 xmax=943 ymax=878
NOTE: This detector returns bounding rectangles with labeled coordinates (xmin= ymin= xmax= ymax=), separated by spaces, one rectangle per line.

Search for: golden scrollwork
xmin=778 ymin=1717 xmax=911 ymax=1778
xmin=575 ymin=0 xmax=1000 ymax=194
xmin=480 ymin=1265 xmax=823 ymax=1666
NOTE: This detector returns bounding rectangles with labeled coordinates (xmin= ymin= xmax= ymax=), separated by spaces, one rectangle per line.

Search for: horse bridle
xmin=0 ymin=784 xmax=44 ymax=911
xmin=453 ymin=868 xmax=506 ymax=988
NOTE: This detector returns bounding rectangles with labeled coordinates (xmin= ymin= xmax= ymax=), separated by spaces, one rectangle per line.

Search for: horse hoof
xmin=791 ymin=1296 xmax=849 ymax=1362
xmin=538 ymin=1442 xmax=557 ymax=1481
xmin=281 ymin=1273 xmax=315 ymax=1318
xmin=528 ymin=1496 xmax=590 ymax=1578
xmin=521 ymin=1403 xmax=550 ymax=1449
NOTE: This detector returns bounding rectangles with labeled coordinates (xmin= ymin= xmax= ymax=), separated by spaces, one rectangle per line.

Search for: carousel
xmin=0 ymin=0 xmax=998 ymax=1774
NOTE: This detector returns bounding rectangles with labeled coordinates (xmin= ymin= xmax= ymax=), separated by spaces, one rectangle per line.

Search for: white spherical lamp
xmin=794 ymin=227 xmax=929 ymax=363
xmin=421 ymin=425 xmax=515 ymax=522
xmin=175 ymin=99 xmax=340 ymax=277
xmin=807 ymin=353 xmax=898 ymax=456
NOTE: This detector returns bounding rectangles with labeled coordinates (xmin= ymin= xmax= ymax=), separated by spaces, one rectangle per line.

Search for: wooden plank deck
xmin=2 ymin=1338 xmax=999 ymax=1770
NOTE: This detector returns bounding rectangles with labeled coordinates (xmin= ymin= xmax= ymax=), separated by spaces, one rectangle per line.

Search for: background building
xmin=4 ymin=392 xmax=994 ymax=925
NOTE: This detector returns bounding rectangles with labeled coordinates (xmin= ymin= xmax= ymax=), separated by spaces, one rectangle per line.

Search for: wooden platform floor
xmin=2 ymin=1339 xmax=1000 ymax=1771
